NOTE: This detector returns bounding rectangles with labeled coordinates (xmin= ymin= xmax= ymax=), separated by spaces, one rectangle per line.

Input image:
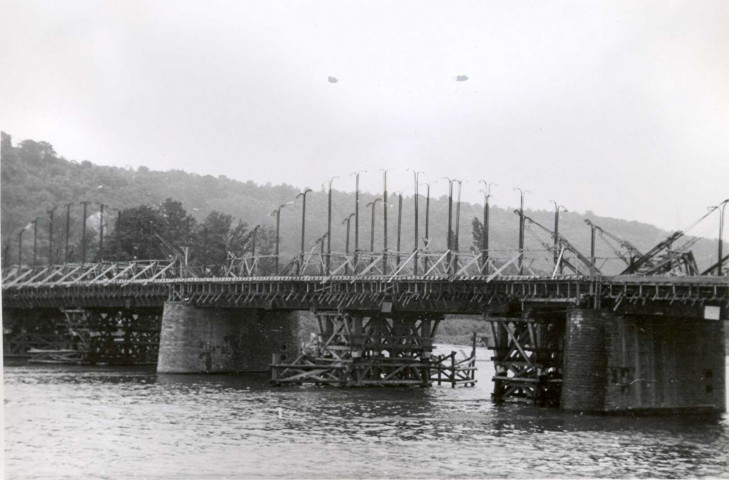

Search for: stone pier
xmin=157 ymin=302 xmax=300 ymax=373
xmin=561 ymin=308 xmax=725 ymax=413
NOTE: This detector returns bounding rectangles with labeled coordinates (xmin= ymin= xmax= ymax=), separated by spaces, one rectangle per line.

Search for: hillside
xmin=1 ymin=132 xmax=724 ymax=272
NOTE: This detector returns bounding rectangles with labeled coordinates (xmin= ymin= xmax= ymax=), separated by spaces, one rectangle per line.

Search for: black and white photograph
xmin=1 ymin=1 xmax=728 ymax=478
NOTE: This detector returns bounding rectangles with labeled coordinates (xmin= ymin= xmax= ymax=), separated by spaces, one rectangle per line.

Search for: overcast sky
xmin=1 ymin=1 xmax=727 ymax=234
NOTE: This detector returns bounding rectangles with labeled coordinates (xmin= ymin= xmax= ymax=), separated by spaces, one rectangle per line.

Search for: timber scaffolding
xmin=271 ymin=311 xmax=477 ymax=387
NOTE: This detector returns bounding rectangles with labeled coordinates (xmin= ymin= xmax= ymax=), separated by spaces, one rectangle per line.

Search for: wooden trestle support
xmin=488 ymin=312 xmax=565 ymax=406
xmin=58 ymin=308 xmax=162 ymax=365
xmin=271 ymin=312 xmax=477 ymax=387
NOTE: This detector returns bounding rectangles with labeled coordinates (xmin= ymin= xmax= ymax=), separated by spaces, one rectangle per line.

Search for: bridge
xmin=3 ymin=237 xmax=728 ymax=413
xmin=3 ymin=181 xmax=728 ymax=414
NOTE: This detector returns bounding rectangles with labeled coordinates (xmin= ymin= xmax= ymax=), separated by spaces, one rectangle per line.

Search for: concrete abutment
xmin=157 ymin=302 xmax=301 ymax=373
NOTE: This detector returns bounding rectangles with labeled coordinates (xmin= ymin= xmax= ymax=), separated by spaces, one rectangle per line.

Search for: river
xmin=4 ymin=346 xmax=729 ymax=478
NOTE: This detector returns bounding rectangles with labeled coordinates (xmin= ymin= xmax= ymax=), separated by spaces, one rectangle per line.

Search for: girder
xmin=1 ymin=255 xmax=727 ymax=318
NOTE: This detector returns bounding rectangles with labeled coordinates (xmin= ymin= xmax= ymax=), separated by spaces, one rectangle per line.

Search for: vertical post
xmin=479 ymin=181 xmax=493 ymax=275
xmin=355 ymin=174 xmax=359 ymax=270
xmin=351 ymin=172 xmax=364 ymax=274
xmin=445 ymin=178 xmax=453 ymax=274
xmin=327 ymin=177 xmax=337 ymax=275
xmin=519 ymin=194 xmax=524 ymax=275
xmin=553 ymin=202 xmax=566 ymax=274
xmin=396 ymin=193 xmax=402 ymax=267
xmin=320 ymin=233 xmax=326 ymax=276
xmin=590 ymin=223 xmax=597 ymax=274
xmin=342 ymin=214 xmax=353 ymax=275
xmin=514 ymin=188 xmax=528 ymax=275
xmin=716 ymin=199 xmax=728 ymax=276
xmin=484 ymin=192 xmax=491 ymax=274
xmin=116 ymin=209 xmax=122 ymax=260
xmin=47 ymin=207 xmax=56 ymax=265
xmin=81 ymin=200 xmax=90 ymax=264
xmin=423 ymin=183 xmax=430 ymax=274
xmin=64 ymin=203 xmax=72 ymax=263
xmin=382 ymin=170 xmax=388 ymax=275
xmin=297 ymin=188 xmax=311 ymax=275
xmin=99 ymin=203 xmax=105 ymax=262
xmin=408 ymin=170 xmax=422 ymax=276
xmin=368 ymin=199 xmax=380 ymax=252
xmin=454 ymin=180 xmax=462 ymax=272
xmin=203 ymin=227 xmax=208 ymax=273
xmin=17 ymin=229 xmax=24 ymax=266
xmin=32 ymin=219 xmax=38 ymax=266
xmin=554 ymin=203 xmax=560 ymax=268
xmin=275 ymin=208 xmax=281 ymax=275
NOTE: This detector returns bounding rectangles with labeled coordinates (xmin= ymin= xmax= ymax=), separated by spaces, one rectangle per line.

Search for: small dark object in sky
xmin=328 ymin=76 xmax=338 ymax=83
xmin=456 ymin=75 xmax=469 ymax=82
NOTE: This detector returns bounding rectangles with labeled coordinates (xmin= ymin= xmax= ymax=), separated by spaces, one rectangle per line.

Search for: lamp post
xmin=407 ymin=169 xmax=423 ymax=275
xmin=98 ymin=203 xmax=106 ymax=262
xmin=47 ymin=207 xmax=57 ymax=265
xmin=271 ymin=202 xmax=292 ymax=275
xmin=479 ymin=181 xmax=495 ymax=275
xmin=710 ymin=199 xmax=729 ymax=276
xmin=367 ymin=198 xmax=381 ymax=252
xmin=350 ymin=170 xmax=366 ymax=274
xmin=64 ymin=203 xmax=73 ymax=263
xmin=395 ymin=192 xmax=403 ymax=267
xmin=342 ymin=213 xmax=355 ymax=274
xmin=80 ymin=200 xmax=91 ymax=264
xmin=514 ymin=188 xmax=530 ymax=275
xmin=32 ymin=218 xmax=39 ymax=266
xmin=442 ymin=177 xmax=455 ymax=274
xmin=420 ymin=182 xmax=431 ymax=274
xmin=326 ymin=177 xmax=338 ymax=275
xmin=296 ymin=188 xmax=312 ymax=275
xmin=116 ymin=209 xmax=122 ymax=261
xmin=17 ymin=228 xmax=24 ymax=266
xmin=381 ymin=169 xmax=388 ymax=274
xmin=453 ymin=179 xmax=463 ymax=272
xmin=551 ymin=201 xmax=567 ymax=274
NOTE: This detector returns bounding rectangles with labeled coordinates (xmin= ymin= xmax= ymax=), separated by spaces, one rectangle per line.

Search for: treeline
xmin=1 ymin=132 xmax=724 ymax=271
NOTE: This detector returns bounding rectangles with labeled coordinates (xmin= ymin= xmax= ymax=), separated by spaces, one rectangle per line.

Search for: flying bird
xmin=328 ymin=76 xmax=338 ymax=83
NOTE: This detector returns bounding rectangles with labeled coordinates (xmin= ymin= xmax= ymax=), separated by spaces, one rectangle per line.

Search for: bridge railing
xmin=1 ymin=259 xmax=183 ymax=288
xmin=223 ymin=247 xmax=598 ymax=279
xmin=2 ymin=247 xmax=631 ymax=287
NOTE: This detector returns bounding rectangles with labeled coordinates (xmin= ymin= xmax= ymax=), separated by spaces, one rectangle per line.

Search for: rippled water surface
xmin=4 ymin=347 xmax=729 ymax=479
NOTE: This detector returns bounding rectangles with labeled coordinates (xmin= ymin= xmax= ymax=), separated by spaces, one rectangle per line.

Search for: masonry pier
xmin=561 ymin=308 xmax=725 ymax=413
xmin=157 ymin=302 xmax=301 ymax=373
xmin=489 ymin=306 xmax=726 ymax=413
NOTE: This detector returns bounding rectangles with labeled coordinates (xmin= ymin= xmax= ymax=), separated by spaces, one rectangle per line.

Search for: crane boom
xmin=519 ymin=212 xmax=600 ymax=275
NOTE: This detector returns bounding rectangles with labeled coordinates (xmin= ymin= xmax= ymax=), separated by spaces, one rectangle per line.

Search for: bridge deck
xmin=3 ymin=263 xmax=727 ymax=316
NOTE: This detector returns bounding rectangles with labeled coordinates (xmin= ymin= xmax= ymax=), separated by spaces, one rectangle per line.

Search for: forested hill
xmin=1 ymin=132 xmax=723 ymax=272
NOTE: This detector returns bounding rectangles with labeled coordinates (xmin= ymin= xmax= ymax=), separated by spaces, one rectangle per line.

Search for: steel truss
xmin=271 ymin=311 xmax=476 ymax=387
xmin=62 ymin=308 xmax=162 ymax=365
xmin=489 ymin=313 xmax=564 ymax=406
xmin=3 ymin=310 xmax=73 ymax=357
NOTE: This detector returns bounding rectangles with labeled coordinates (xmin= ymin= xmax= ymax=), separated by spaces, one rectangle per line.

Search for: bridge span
xmin=3 ymin=253 xmax=727 ymax=414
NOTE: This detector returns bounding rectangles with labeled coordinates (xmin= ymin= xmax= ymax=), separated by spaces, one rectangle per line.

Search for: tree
xmin=195 ymin=210 xmax=233 ymax=266
xmin=472 ymin=217 xmax=485 ymax=251
xmin=114 ymin=205 xmax=166 ymax=260
xmin=159 ymin=198 xmax=196 ymax=247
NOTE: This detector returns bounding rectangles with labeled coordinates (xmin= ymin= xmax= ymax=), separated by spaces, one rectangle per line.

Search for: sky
xmin=1 ymin=0 xmax=728 ymax=234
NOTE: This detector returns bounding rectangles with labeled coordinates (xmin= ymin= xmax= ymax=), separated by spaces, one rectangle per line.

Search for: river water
xmin=4 ymin=346 xmax=729 ymax=479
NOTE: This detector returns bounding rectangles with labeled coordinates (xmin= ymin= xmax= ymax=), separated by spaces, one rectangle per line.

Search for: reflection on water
xmin=4 ymin=347 xmax=729 ymax=479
